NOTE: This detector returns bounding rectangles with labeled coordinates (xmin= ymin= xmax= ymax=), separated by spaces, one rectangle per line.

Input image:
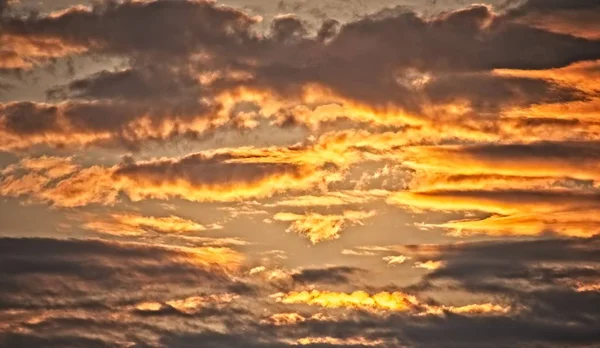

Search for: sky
xmin=1 ymin=0 xmax=600 ymax=347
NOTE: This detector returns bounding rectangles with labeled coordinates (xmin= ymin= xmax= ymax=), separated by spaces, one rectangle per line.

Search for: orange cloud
xmin=0 ymin=34 xmax=87 ymax=69
xmin=83 ymin=213 xmax=221 ymax=236
xmin=414 ymin=260 xmax=445 ymax=271
xmin=272 ymin=290 xmax=419 ymax=312
xmin=427 ymin=210 xmax=600 ymax=238
xmin=135 ymin=293 xmax=238 ymax=314
xmin=388 ymin=189 xmax=600 ymax=238
xmin=401 ymin=144 xmax=600 ymax=182
xmin=166 ymin=294 xmax=238 ymax=314
xmin=271 ymin=290 xmax=510 ymax=316
xmin=383 ymin=255 xmax=409 ymax=266
xmin=273 ymin=210 xmax=376 ymax=244
xmin=262 ymin=313 xmax=308 ymax=326
xmin=176 ymin=246 xmax=245 ymax=273
xmin=294 ymin=336 xmax=384 ymax=346
xmin=0 ymin=101 xmax=226 ymax=152
xmin=575 ymin=283 xmax=600 ymax=293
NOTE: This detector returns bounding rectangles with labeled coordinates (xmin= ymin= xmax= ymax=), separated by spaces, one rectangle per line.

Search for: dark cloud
xmin=294 ymin=313 xmax=600 ymax=348
xmin=0 ymin=102 xmax=59 ymax=135
xmin=2 ymin=1 xmax=600 ymax=346
xmin=505 ymin=0 xmax=600 ymax=40
xmin=422 ymin=73 xmax=585 ymax=111
xmin=460 ymin=141 xmax=600 ymax=162
xmin=2 ymin=238 xmax=600 ymax=348
xmin=0 ymin=238 xmax=241 ymax=311
xmin=291 ymin=266 xmax=366 ymax=285
xmin=0 ymin=332 xmax=114 ymax=348
xmin=402 ymin=238 xmax=600 ymax=330
xmin=0 ymin=0 xmax=8 ymax=17
xmin=270 ymin=15 xmax=309 ymax=43
xmin=0 ymin=1 xmax=598 ymax=151
xmin=0 ymin=98 xmax=217 ymax=151
xmin=114 ymin=152 xmax=306 ymax=188
xmin=49 ymin=67 xmax=200 ymax=102
xmin=1 ymin=0 xmax=258 ymax=57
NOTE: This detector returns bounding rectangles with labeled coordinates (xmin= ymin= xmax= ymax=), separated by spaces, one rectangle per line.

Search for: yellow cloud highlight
xmin=429 ymin=210 xmax=600 ymax=238
xmin=273 ymin=210 xmax=376 ymax=244
xmin=401 ymin=145 xmax=600 ymax=182
xmin=576 ymin=283 xmax=600 ymax=293
xmin=414 ymin=260 xmax=445 ymax=270
xmin=214 ymin=84 xmax=426 ymax=131
xmin=383 ymin=255 xmax=409 ymax=266
xmin=272 ymin=290 xmax=419 ymax=312
xmin=388 ymin=190 xmax=600 ymax=216
xmin=272 ymin=290 xmax=510 ymax=316
xmin=294 ymin=336 xmax=384 ymax=346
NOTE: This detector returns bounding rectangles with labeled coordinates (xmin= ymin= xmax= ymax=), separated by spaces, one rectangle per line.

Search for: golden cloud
xmin=273 ymin=210 xmax=376 ymax=244
xmin=271 ymin=290 xmax=510 ymax=316
xmin=83 ymin=213 xmax=221 ymax=236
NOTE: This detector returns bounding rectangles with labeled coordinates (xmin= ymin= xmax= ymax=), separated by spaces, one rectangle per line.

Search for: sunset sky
xmin=1 ymin=0 xmax=600 ymax=347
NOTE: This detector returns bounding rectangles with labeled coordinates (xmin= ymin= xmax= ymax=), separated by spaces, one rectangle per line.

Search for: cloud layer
xmin=1 ymin=0 xmax=600 ymax=346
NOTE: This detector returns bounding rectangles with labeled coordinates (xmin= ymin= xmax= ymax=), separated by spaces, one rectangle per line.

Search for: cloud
xmin=2 ymin=1 xmax=600 ymax=347
xmin=270 ymin=190 xmax=389 ymax=207
xmin=402 ymin=142 xmax=600 ymax=182
xmin=82 ymin=213 xmax=222 ymax=236
xmin=0 ymin=237 xmax=245 ymax=312
xmin=1 ymin=1 xmax=599 ymax=153
xmin=402 ymin=238 xmax=600 ymax=322
xmin=506 ymin=0 xmax=600 ymax=40
xmin=0 ymin=143 xmax=345 ymax=206
xmin=271 ymin=289 xmax=510 ymax=316
xmin=135 ymin=293 xmax=239 ymax=316
xmin=293 ymin=336 xmax=384 ymax=346
xmin=383 ymin=255 xmax=409 ymax=266
xmin=290 ymin=266 xmax=366 ymax=285
xmin=273 ymin=210 xmax=376 ymax=244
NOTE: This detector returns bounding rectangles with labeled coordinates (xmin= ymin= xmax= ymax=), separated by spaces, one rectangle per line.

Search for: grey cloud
xmin=460 ymin=141 xmax=600 ymax=162
xmin=403 ymin=238 xmax=600 ymax=328
xmin=1 ymin=1 xmax=599 ymax=152
xmin=291 ymin=266 xmax=367 ymax=285
xmin=0 ymin=102 xmax=59 ymax=135
xmin=0 ymin=238 xmax=240 ymax=311
xmin=114 ymin=152 xmax=305 ymax=187
xmin=2 ymin=0 xmax=258 ymax=57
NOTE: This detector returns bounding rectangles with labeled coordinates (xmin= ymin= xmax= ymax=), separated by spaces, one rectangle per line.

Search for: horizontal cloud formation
xmin=1 ymin=0 xmax=600 ymax=346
